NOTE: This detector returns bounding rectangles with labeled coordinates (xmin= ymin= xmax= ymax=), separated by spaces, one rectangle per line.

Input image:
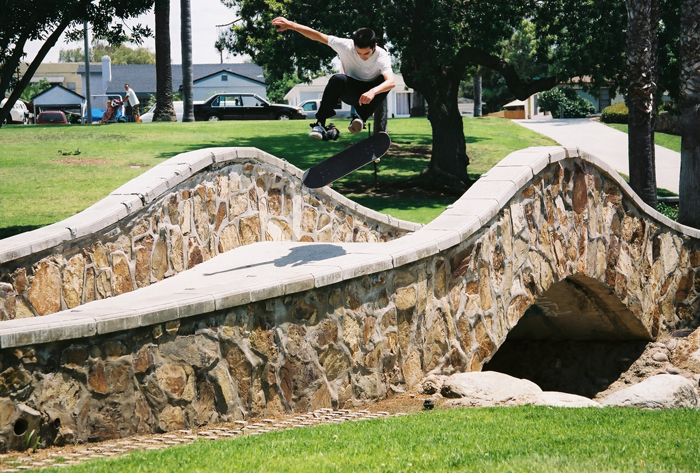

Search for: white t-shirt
xmin=125 ymin=88 xmax=139 ymax=106
xmin=327 ymin=36 xmax=392 ymax=82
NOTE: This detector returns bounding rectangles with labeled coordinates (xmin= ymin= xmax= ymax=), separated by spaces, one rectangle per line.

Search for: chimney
xmin=101 ymin=55 xmax=111 ymax=95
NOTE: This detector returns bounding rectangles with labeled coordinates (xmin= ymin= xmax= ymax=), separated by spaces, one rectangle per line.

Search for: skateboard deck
xmin=302 ymin=132 xmax=391 ymax=189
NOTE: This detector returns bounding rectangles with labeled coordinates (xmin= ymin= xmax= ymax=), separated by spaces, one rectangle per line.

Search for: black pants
xmin=316 ymin=74 xmax=388 ymax=123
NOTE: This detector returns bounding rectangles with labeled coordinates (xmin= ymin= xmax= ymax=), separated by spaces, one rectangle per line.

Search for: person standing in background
xmin=124 ymin=83 xmax=141 ymax=122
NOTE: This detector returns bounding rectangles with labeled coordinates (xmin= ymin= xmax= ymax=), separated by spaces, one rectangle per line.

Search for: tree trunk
xmin=180 ymin=0 xmax=194 ymax=122
xmin=625 ymin=0 xmax=660 ymax=207
xmin=677 ymin=0 xmax=700 ymax=227
xmin=153 ymin=0 xmax=176 ymax=122
xmin=473 ymin=73 xmax=482 ymax=117
xmin=413 ymin=68 xmax=471 ymax=192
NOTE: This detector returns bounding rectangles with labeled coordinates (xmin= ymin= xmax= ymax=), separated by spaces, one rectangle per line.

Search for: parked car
xmin=299 ymin=99 xmax=354 ymax=119
xmin=141 ymin=101 xmax=185 ymax=122
xmin=37 ymin=110 xmax=68 ymax=124
xmin=1 ymin=98 xmax=29 ymax=124
xmin=194 ymin=94 xmax=305 ymax=121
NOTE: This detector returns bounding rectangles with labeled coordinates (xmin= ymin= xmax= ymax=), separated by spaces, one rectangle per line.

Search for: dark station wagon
xmin=193 ymin=93 xmax=305 ymax=121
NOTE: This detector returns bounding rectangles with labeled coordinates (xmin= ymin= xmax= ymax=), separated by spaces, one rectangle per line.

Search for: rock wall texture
xmin=1 ymin=151 xmax=699 ymax=452
xmin=0 ymin=157 xmax=411 ymax=322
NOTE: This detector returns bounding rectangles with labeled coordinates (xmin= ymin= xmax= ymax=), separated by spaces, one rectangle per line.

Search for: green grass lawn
xmin=31 ymin=406 xmax=700 ymax=473
xmin=605 ymin=123 xmax=681 ymax=153
xmin=0 ymin=117 xmax=556 ymax=237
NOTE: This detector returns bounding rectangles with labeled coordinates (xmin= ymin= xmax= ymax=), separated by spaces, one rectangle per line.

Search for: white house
xmin=285 ymin=74 xmax=418 ymax=118
xmin=31 ymin=85 xmax=85 ymax=123
xmin=192 ymin=70 xmax=267 ymax=101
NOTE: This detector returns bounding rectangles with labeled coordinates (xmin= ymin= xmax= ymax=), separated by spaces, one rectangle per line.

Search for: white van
xmin=140 ymin=101 xmax=184 ymax=122
xmin=299 ymin=99 xmax=354 ymax=119
xmin=1 ymin=98 xmax=29 ymax=124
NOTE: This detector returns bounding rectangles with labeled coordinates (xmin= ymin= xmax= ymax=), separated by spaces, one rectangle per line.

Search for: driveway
xmin=514 ymin=116 xmax=680 ymax=194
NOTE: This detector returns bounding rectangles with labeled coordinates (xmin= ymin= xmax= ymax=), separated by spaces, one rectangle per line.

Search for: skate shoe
xmin=309 ymin=121 xmax=340 ymax=141
xmin=348 ymin=118 xmax=364 ymax=134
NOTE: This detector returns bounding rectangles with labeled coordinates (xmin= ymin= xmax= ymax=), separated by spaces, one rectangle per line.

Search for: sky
xmin=25 ymin=0 xmax=245 ymax=65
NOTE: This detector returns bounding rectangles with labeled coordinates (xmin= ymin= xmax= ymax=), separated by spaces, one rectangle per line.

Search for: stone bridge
xmin=0 ymin=145 xmax=698 ymax=452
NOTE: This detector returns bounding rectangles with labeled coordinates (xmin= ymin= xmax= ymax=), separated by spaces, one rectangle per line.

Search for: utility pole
xmin=83 ymin=21 xmax=92 ymax=125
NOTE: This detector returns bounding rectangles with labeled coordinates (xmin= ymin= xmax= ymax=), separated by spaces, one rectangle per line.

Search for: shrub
xmin=601 ymin=102 xmax=628 ymax=124
xmin=539 ymin=88 xmax=595 ymax=118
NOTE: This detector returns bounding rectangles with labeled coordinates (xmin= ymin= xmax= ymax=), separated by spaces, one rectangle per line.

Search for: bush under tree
xmin=601 ymin=102 xmax=629 ymax=123
xmin=538 ymin=88 xmax=595 ymax=118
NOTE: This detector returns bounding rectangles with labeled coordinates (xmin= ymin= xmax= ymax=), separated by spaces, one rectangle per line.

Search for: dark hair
xmin=352 ymin=28 xmax=377 ymax=49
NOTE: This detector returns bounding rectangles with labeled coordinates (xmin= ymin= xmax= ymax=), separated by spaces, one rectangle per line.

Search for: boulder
xmin=600 ymin=374 xmax=699 ymax=409
xmin=537 ymin=391 xmax=601 ymax=408
xmin=440 ymin=371 xmax=542 ymax=404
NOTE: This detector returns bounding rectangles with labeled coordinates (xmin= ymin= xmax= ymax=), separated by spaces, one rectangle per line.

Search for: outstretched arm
xmin=272 ymin=17 xmax=328 ymax=45
xmin=359 ymin=71 xmax=396 ymax=105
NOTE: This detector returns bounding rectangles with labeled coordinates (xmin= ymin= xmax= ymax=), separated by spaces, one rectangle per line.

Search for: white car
xmin=140 ymin=101 xmax=186 ymax=122
xmin=1 ymin=98 xmax=29 ymax=124
xmin=299 ymin=99 xmax=354 ymax=119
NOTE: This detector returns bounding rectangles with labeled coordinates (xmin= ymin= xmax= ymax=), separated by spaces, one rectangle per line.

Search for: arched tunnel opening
xmin=483 ymin=275 xmax=653 ymax=399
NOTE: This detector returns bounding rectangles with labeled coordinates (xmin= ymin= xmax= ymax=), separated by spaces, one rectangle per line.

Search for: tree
xmin=535 ymin=0 xmax=682 ymax=207
xmin=58 ymin=40 xmax=155 ymax=64
xmin=153 ymin=0 xmax=176 ymax=121
xmin=20 ymin=78 xmax=52 ymax=102
xmin=180 ymin=0 xmax=194 ymax=122
xmin=0 ymin=0 xmax=152 ymax=127
xmin=220 ymin=0 xmax=556 ymax=193
xmin=677 ymin=0 xmax=700 ymax=227
xmin=625 ymin=0 xmax=660 ymax=207
xmin=386 ymin=1 xmax=557 ymax=191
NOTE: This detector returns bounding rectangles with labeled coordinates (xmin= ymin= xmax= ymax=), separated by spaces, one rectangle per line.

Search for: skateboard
xmin=302 ymin=132 xmax=391 ymax=189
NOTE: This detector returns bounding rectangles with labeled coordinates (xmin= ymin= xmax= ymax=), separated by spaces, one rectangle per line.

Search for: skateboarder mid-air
xmin=272 ymin=17 xmax=395 ymax=141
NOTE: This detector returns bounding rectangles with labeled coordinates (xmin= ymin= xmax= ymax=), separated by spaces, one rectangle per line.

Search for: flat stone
xmin=600 ymin=374 xmax=699 ymax=409
xmin=536 ymin=391 xmax=601 ymax=408
xmin=440 ymin=371 xmax=542 ymax=404
xmin=652 ymin=352 xmax=669 ymax=362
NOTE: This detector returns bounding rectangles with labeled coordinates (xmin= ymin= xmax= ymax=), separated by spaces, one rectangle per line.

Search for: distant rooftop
xmin=77 ymin=63 xmax=266 ymax=95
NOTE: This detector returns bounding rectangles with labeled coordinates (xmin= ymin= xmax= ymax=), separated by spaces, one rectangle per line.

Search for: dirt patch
xmin=52 ymin=158 xmax=109 ymax=166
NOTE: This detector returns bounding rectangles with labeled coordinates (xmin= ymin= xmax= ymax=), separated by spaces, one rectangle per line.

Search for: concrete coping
xmin=1 ymin=145 xmax=696 ymax=348
xmin=0 ymin=147 xmax=421 ymax=265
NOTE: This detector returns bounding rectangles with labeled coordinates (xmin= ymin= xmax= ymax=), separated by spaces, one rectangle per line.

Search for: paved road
xmin=514 ymin=116 xmax=681 ymax=194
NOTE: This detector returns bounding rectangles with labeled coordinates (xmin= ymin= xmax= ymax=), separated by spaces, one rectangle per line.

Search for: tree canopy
xmin=534 ymin=0 xmax=681 ymax=100
xmin=58 ymin=40 xmax=155 ymax=64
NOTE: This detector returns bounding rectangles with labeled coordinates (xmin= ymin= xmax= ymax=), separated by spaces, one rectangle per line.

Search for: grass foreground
xmin=0 ymin=117 xmax=556 ymax=237
xmin=32 ymin=406 xmax=700 ymax=473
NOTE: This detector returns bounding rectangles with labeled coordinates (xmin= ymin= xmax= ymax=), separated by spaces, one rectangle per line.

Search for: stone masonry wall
xmin=0 ymin=159 xmax=409 ymax=322
xmin=0 ymin=155 xmax=699 ymax=451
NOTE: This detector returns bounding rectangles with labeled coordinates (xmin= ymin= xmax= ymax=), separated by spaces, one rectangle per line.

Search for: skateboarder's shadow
xmin=204 ymin=244 xmax=347 ymax=276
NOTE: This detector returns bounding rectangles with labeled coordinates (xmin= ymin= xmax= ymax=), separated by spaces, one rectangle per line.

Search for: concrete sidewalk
xmin=514 ymin=116 xmax=681 ymax=194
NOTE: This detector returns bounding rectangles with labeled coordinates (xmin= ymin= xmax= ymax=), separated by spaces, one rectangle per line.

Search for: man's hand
xmin=272 ymin=17 xmax=294 ymax=32
xmin=359 ymin=89 xmax=377 ymax=105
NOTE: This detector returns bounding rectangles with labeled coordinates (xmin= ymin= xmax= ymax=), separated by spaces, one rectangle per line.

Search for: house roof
xmin=193 ymin=69 xmax=267 ymax=86
xmin=503 ymin=99 xmax=527 ymax=108
xmin=77 ymin=63 xmax=266 ymax=95
xmin=31 ymin=84 xmax=85 ymax=103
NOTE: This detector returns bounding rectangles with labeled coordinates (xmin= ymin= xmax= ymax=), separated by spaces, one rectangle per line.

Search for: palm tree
xmin=625 ymin=0 xmax=660 ymax=207
xmin=180 ymin=0 xmax=194 ymax=122
xmin=153 ymin=0 xmax=176 ymax=121
xmin=677 ymin=0 xmax=700 ymax=227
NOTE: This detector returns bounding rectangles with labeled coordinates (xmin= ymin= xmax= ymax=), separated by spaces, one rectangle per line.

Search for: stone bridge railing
xmin=0 ymin=148 xmax=419 ymax=321
xmin=0 ymin=145 xmax=698 ymax=452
